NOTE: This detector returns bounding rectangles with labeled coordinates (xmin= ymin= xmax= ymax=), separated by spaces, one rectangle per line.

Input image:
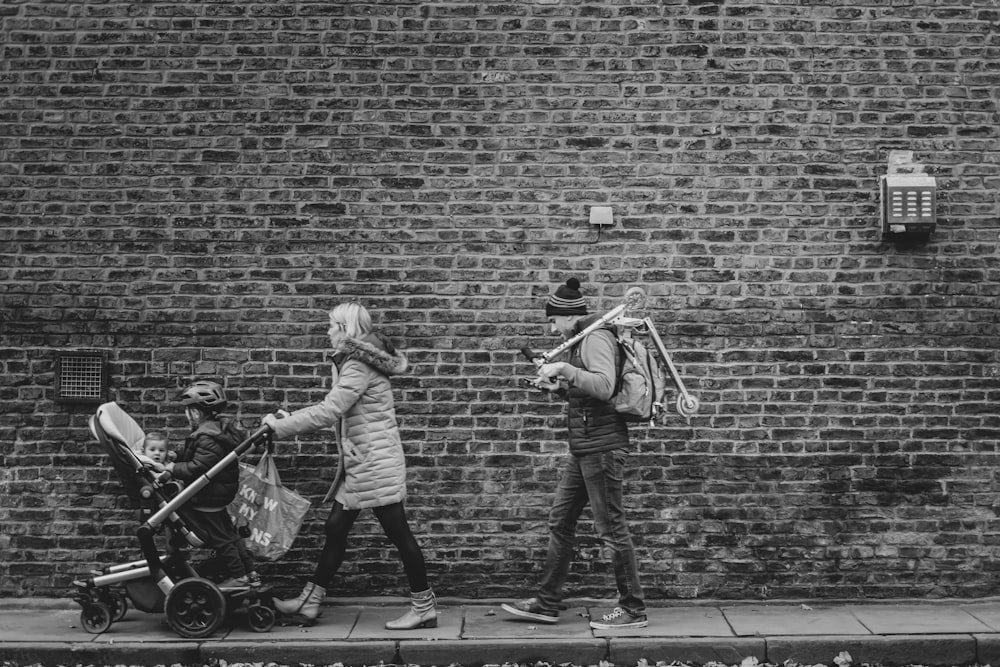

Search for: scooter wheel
xmin=80 ymin=602 xmax=113 ymax=634
xmin=677 ymin=394 xmax=700 ymax=417
xmin=248 ymin=603 xmax=275 ymax=633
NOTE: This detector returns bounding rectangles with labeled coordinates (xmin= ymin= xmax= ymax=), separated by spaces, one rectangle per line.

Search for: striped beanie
xmin=545 ymin=278 xmax=588 ymax=316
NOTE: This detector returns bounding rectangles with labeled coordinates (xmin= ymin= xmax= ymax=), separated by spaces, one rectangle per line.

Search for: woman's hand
xmin=262 ymin=409 xmax=290 ymax=430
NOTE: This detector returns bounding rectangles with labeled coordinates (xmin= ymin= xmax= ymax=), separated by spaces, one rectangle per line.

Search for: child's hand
xmin=137 ymin=454 xmax=165 ymax=473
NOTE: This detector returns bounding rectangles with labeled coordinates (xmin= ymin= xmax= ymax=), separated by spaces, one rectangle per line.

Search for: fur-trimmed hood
xmin=334 ymin=333 xmax=408 ymax=376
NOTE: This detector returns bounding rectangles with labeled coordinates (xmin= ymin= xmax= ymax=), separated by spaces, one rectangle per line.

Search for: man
xmin=502 ymin=278 xmax=647 ymax=630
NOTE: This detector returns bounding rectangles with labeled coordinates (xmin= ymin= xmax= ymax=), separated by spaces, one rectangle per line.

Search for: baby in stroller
xmin=74 ymin=381 xmax=276 ymax=638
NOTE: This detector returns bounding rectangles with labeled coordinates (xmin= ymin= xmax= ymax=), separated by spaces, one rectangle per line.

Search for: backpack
xmin=610 ymin=327 xmax=667 ymax=423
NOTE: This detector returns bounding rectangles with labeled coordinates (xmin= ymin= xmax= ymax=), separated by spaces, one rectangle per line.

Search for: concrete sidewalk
xmin=4 ymin=597 xmax=1000 ymax=666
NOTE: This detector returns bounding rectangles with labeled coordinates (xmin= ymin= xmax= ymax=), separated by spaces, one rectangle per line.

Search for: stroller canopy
xmin=90 ymin=402 xmax=149 ymax=504
xmin=92 ymin=402 xmax=145 ymax=455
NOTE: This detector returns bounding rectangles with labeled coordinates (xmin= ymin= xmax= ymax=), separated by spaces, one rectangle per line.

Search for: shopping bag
xmin=229 ymin=452 xmax=311 ymax=560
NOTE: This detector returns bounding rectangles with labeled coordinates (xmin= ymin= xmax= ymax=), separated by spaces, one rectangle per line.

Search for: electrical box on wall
xmin=880 ymin=174 xmax=936 ymax=239
xmin=589 ymin=206 xmax=614 ymax=226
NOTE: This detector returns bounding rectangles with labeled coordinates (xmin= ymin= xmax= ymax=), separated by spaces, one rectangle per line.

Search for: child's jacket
xmin=172 ymin=418 xmax=246 ymax=509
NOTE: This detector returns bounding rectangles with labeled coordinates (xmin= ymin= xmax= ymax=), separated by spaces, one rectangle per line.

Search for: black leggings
xmin=312 ymin=501 xmax=428 ymax=592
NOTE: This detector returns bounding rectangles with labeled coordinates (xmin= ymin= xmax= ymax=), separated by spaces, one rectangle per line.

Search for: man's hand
xmin=531 ymin=377 xmax=562 ymax=392
xmin=535 ymin=362 xmax=567 ymax=391
xmin=537 ymin=362 xmax=564 ymax=381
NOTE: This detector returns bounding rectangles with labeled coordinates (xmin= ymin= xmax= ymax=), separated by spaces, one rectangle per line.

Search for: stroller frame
xmin=74 ymin=402 xmax=276 ymax=638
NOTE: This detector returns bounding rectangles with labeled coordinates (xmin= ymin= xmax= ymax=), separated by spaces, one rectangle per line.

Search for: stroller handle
xmin=236 ymin=424 xmax=274 ymax=456
xmin=142 ymin=421 xmax=274 ymax=532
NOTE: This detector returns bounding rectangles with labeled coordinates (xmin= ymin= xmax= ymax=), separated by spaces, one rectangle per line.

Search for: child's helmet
xmin=179 ymin=380 xmax=228 ymax=412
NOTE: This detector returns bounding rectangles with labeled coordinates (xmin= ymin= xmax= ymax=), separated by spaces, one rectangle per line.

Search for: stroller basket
xmin=76 ymin=401 xmax=275 ymax=638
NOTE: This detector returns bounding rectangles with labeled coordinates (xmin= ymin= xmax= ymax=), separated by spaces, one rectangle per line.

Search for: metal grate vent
xmin=886 ymin=187 xmax=935 ymax=223
xmin=55 ymin=351 xmax=108 ymax=404
xmin=880 ymin=173 xmax=937 ymax=237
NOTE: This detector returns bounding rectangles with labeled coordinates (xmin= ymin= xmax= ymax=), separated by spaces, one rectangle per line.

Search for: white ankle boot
xmin=385 ymin=588 xmax=438 ymax=630
xmin=274 ymin=581 xmax=325 ymax=625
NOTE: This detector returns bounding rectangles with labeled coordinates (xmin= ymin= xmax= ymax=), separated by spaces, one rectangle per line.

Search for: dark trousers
xmin=187 ymin=508 xmax=250 ymax=580
xmin=537 ymin=449 xmax=645 ymax=615
xmin=312 ymin=501 xmax=429 ymax=593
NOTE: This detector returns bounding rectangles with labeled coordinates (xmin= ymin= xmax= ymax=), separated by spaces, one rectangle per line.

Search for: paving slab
xmin=848 ymin=604 xmax=993 ymax=634
xmin=350 ymin=604 xmax=462 ymax=640
xmin=228 ymin=605 xmax=360 ymax=641
xmin=723 ymin=604 xmax=871 ymax=637
xmin=89 ymin=610 xmax=224 ymax=642
xmin=766 ymin=634 xmax=977 ymax=667
xmin=463 ymin=605 xmax=594 ymax=639
xmin=609 ymin=636 xmax=765 ymax=665
xmin=592 ymin=606 xmax=734 ymax=638
xmin=960 ymin=601 xmax=1000 ymax=631
xmin=0 ymin=610 xmax=89 ymax=643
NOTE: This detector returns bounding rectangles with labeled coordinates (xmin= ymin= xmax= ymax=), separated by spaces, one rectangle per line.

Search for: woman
xmin=262 ymin=302 xmax=436 ymax=630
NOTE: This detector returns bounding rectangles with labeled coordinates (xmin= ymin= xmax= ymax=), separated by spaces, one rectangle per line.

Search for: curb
xmin=3 ymin=635 xmax=996 ymax=667
xmin=199 ymin=640 xmax=399 ymax=666
xmin=765 ymin=634 xmax=977 ymax=667
xmin=609 ymin=637 xmax=766 ymax=666
xmin=0 ymin=642 xmax=202 ymax=666
xmin=396 ymin=638 xmax=608 ymax=667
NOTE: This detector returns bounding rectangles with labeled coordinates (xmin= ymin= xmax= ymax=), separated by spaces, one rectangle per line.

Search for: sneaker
xmin=500 ymin=598 xmax=559 ymax=624
xmin=218 ymin=576 xmax=249 ymax=590
xmin=246 ymin=571 xmax=262 ymax=588
xmin=589 ymin=606 xmax=648 ymax=630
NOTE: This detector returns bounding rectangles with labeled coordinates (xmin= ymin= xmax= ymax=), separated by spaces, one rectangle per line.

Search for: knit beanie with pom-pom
xmin=545 ymin=278 xmax=588 ymax=316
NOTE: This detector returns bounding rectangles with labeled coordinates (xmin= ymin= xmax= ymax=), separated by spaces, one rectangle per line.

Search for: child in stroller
xmin=73 ymin=383 xmax=276 ymax=638
xmin=140 ymin=430 xmax=170 ymax=465
xmin=142 ymin=381 xmax=259 ymax=590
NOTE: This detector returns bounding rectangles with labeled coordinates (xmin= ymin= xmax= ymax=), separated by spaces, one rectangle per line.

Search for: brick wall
xmin=2 ymin=0 xmax=999 ymax=601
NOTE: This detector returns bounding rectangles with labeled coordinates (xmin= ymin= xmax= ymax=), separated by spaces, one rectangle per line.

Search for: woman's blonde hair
xmin=329 ymin=302 xmax=372 ymax=339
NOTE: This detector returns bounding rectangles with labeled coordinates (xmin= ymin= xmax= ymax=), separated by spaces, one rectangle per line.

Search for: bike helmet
xmin=179 ymin=380 xmax=228 ymax=413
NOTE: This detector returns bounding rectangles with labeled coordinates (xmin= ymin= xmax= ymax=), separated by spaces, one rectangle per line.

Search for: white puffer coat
xmin=271 ymin=333 xmax=409 ymax=510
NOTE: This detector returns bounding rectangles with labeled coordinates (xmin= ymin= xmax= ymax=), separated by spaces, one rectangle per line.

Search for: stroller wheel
xmin=164 ymin=578 xmax=227 ymax=639
xmin=80 ymin=602 xmax=113 ymax=634
xmin=247 ymin=603 xmax=275 ymax=633
xmin=110 ymin=590 xmax=128 ymax=621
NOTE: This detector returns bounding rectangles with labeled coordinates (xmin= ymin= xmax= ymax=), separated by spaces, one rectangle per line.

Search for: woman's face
xmin=328 ymin=318 xmax=346 ymax=347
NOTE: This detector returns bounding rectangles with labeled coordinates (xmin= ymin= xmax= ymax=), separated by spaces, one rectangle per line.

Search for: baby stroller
xmin=73 ymin=401 xmax=276 ymax=638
